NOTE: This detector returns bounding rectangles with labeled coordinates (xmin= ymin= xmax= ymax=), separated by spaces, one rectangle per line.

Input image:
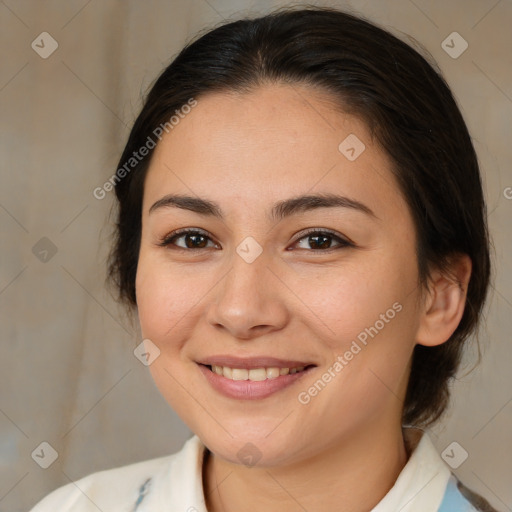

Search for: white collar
xmin=147 ymin=428 xmax=450 ymax=511
xmin=371 ymin=428 xmax=451 ymax=511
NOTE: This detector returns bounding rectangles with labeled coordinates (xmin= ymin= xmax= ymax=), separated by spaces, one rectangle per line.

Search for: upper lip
xmin=197 ymin=355 xmax=316 ymax=369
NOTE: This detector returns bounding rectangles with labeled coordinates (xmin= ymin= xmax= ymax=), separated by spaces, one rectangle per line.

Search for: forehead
xmin=143 ymin=84 xmax=406 ymax=221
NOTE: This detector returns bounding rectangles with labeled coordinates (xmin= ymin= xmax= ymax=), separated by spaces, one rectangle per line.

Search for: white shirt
xmin=29 ymin=429 xmax=489 ymax=511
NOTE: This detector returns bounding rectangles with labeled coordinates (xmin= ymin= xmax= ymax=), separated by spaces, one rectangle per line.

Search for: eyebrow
xmin=148 ymin=193 xmax=377 ymax=221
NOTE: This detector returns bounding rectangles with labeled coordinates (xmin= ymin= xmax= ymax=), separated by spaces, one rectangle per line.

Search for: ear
xmin=416 ymin=253 xmax=472 ymax=347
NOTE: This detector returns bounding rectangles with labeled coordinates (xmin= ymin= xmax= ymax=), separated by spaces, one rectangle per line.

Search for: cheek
xmin=302 ymin=255 xmax=419 ymax=406
xmin=290 ymin=253 xmax=419 ymax=409
xmin=292 ymin=254 xmax=417 ymax=349
xmin=135 ymin=252 xmax=195 ymax=342
xmin=135 ymin=254 xmax=202 ymax=420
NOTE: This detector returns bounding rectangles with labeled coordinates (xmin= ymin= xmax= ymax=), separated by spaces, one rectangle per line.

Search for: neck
xmin=202 ymin=421 xmax=412 ymax=512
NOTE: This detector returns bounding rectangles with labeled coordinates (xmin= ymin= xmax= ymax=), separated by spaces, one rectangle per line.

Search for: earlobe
xmin=415 ymin=254 xmax=472 ymax=347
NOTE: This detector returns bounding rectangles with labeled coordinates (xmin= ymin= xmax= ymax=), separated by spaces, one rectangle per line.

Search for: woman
xmin=31 ymin=6 xmax=496 ymax=511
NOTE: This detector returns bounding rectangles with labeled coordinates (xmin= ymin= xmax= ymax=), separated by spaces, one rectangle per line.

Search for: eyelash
xmin=157 ymin=227 xmax=354 ymax=252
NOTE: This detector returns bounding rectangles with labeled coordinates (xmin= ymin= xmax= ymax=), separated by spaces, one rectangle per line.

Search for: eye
xmin=158 ymin=228 xmax=219 ymax=250
xmin=291 ymin=229 xmax=354 ymax=251
xmin=157 ymin=228 xmax=354 ymax=252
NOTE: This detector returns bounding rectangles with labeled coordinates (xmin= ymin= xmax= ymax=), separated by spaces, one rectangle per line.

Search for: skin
xmin=135 ymin=83 xmax=472 ymax=512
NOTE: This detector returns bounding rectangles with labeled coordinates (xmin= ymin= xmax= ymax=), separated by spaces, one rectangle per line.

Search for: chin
xmin=198 ymin=425 xmax=305 ymax=468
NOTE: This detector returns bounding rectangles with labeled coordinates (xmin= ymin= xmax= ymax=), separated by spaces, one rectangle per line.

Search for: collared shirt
xmin=29 ymin=430 xmax=498 ymax=511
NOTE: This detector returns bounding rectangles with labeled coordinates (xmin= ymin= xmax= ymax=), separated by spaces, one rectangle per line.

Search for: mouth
xmin=196 ymin=356 xmax=317 ymax=400
xmin=202 ymin=363 xmax=315 ymax=381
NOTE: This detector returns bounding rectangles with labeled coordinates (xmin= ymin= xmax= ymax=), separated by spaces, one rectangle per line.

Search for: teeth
xmin=210 ymin=365 xmax=307 ymax=381
xmin=232 ymin=368 xmax=248 ymax=380
xmin=248 ymin=368 xmax=267 ymax=381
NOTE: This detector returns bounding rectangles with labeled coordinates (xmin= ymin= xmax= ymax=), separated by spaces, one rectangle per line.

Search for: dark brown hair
xmin=108 ymin=6 xmax=491 ymax=427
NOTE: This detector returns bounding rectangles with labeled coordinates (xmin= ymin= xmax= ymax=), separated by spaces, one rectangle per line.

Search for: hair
xmin=107 ymin=5 xmax=491 ymax=427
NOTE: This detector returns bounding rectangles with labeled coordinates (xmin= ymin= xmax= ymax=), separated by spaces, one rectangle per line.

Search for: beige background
xmin=0 ymin=1 xmax=510 ymax=511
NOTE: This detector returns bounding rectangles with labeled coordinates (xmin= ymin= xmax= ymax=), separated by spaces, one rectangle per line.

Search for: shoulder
xmin=29 ymin=436 xmax=203 ymax=512
xmin=438 ymin=474 xmax=502 ymax=512
xmin=29 ymin=453 xmax=174 ymax=512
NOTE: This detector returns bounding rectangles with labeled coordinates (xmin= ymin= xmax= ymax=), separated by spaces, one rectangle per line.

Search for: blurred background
xmin=0 ymin=0 xmax=511 ymax=510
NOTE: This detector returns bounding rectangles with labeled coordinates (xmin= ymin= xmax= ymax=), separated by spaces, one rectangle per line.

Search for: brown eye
xmin=159 ymin=229 xmax=218 ymax=250
xmin=293 ymin=230 xmax=353 ymax=251
xmin=182 ymin=233 xmax=209 ymax=248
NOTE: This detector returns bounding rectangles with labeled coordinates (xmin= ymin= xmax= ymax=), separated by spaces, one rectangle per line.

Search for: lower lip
xmin=198 ymin=364 xmax=314 ymax=400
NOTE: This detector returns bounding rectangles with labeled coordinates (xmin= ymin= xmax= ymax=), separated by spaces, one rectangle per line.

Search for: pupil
xmin=311 ymin=235 xmax=330 ymax=249
xmin=183 ymin=234 xmax=332 ymax=249
xmin=187 ymin=234 xmax=207 ymax=248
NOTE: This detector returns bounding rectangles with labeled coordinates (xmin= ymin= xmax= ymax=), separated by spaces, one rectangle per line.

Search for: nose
xmin=205 ymin=249 xmax=289 ymax=340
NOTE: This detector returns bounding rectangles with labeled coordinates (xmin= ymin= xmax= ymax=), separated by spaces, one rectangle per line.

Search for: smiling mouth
xmin=197 ymin=360 xmax=317 ymax=400
xmin=204 ymin=364 xmax=315 ymax=381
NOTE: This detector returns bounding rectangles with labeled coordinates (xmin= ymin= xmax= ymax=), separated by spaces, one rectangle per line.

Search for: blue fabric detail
xmin=133 ymin=478 xmax=152 ymax=511
xmin=438 ymin=476 xmax=476 ymax=511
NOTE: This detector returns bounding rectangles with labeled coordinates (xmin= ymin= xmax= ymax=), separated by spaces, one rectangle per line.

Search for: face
xmin=135 ymin=84 xmax=425 ymax=467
